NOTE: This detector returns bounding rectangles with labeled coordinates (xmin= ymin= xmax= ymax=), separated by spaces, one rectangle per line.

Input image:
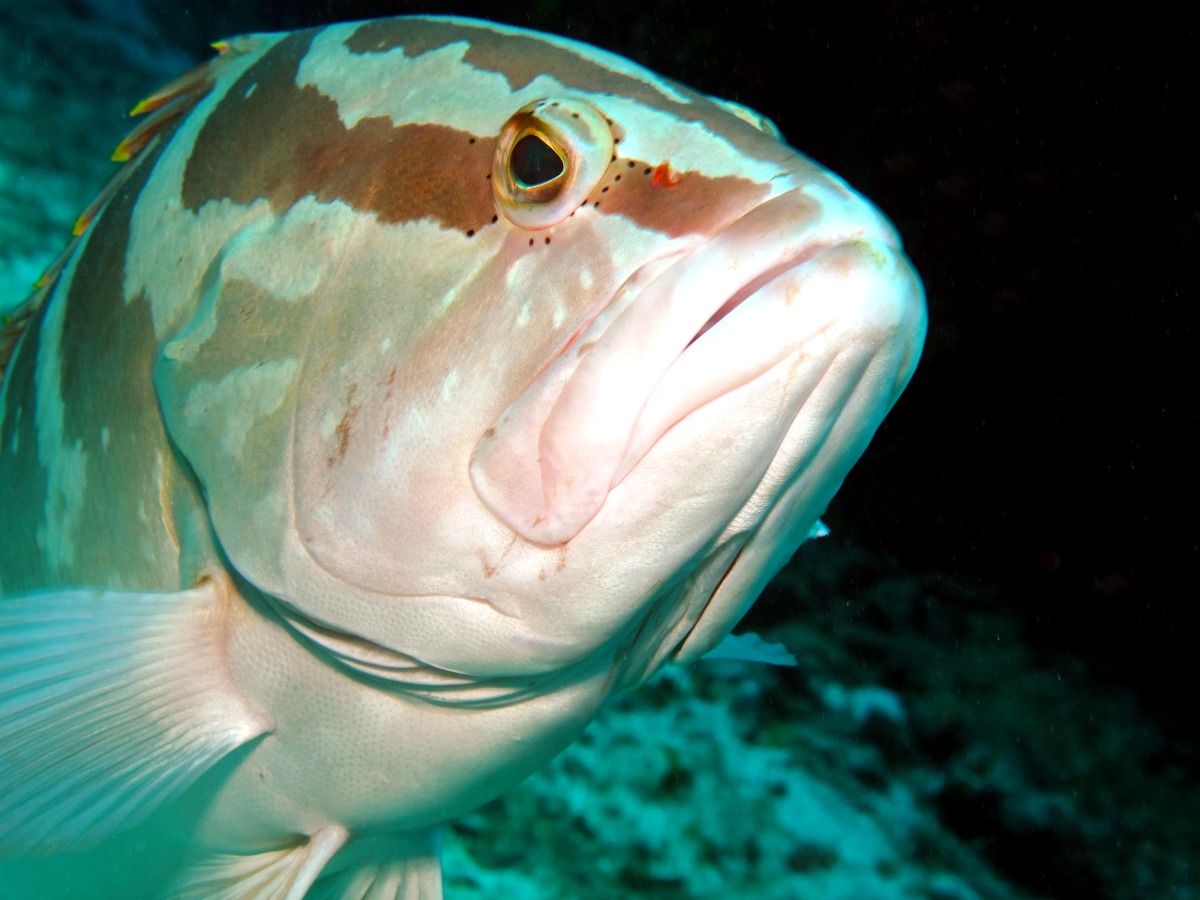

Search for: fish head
xmin=151 ymin=17 xmax=926 ymax=686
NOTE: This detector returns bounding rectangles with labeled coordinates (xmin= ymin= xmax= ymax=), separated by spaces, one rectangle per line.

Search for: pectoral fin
xmin=0 ymin=578 xmax=270 ymax=855
xmin=310 ymin=830 xmax=443 ymax=900
xmin=172 ymin=826 xmax=349 ymax=900
xmin=169 ymin=827 xmax=442 ymax=900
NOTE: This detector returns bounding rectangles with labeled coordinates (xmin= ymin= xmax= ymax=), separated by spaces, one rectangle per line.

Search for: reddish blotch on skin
xmin=651 ymin=162 xmax=682 ymax=188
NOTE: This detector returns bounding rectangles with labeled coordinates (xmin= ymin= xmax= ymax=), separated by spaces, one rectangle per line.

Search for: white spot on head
xmin=440 ymin=368 xmax=460 ymax=400
xmin=182 ymin=358 xmax=299 ymax=458
xmin=320 ymin=407 xmax=341 ymax=444
xmin=312 ymin=503 xmax=335 ymax=531
xmin=218 ymin=197 xmax=359 ymax=302
xmin=404 ymin=405 xmax=428 ymax=436
xmin=439 ymin=284 xmax=462 ymax=310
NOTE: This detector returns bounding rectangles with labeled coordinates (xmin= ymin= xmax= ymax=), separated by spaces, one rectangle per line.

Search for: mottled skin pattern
xmin=0 ymin=16 xmax=925 ymax=899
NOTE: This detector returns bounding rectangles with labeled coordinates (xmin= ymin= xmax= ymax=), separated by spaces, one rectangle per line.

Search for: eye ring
xmin=492 ymin=98 xmax=615 ymax=231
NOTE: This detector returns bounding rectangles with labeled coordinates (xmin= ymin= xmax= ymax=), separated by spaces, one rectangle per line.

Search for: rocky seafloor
xmin=2 ymin=2 xmax=1196 ymax=897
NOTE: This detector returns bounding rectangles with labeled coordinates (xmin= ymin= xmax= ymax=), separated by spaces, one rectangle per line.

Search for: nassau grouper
xmin=0 ymin=15 xmax=926 ymax=898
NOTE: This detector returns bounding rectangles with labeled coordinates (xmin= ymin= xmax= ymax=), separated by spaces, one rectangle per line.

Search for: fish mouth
xmin=470 ymin=184 xmax=919 ymax=547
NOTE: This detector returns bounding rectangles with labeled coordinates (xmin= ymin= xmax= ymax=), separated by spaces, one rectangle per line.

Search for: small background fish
xmin=1 ymin=1 xmax=1196 ymax=898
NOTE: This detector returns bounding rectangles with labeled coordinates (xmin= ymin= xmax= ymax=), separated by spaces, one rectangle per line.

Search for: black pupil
xmin=511 ymin=134 xmax=564 ymax=187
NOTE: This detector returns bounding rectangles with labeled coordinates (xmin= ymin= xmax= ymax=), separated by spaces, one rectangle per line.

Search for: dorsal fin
xmin=0 ymin=35 xmax=263 ymax=387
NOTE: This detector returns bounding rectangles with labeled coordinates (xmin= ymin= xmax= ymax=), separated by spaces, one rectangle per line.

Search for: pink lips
xmin=470 ymin=186 xmax=902 ymax=546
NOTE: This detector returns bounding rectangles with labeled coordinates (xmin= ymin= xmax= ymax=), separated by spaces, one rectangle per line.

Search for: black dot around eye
xmin=511 ymin=134 xmax=564 ymax=187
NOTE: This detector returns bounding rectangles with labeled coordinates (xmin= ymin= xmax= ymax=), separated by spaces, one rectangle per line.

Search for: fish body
xmin=0 ymin=16 xmax=925 ymax=898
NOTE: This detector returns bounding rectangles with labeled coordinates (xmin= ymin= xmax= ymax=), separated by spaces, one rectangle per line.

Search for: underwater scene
xmin=0 ymin=0 xmax=1195 ymax=897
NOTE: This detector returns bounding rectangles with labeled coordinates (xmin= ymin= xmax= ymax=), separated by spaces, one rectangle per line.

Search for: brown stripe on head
xmin=183 ymin=30 xmax=497 ymax=235
xmin=59 ymin=142 xmax=164 ymax=412
xmin=344 ymin=18 xmax=796 ymax=164
xmin=585 ymin=158 xmax=773 ymax=240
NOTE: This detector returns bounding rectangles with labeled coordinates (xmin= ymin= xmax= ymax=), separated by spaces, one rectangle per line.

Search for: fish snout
xmin=470 ymin=185 xmax=926 ymax=548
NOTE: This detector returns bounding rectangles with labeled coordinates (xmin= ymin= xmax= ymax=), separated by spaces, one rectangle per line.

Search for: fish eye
xmin=510 ymin=133 xmax=565 ymax=189
xmin=493 ymin=98 xmax=615 ymax=230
